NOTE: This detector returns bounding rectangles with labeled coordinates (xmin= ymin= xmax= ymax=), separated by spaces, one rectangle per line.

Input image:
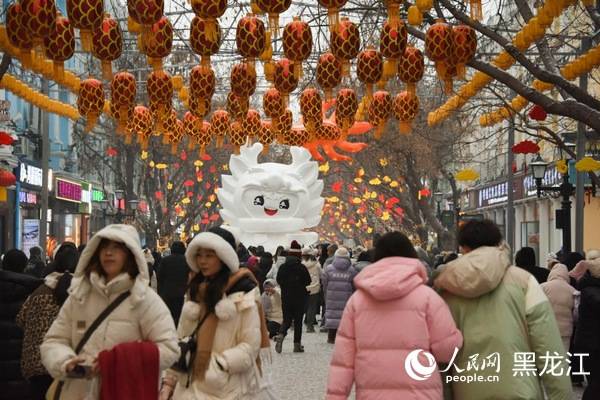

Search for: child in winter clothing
xmin=302 ymin=247 xmax=322 ymax=332
xmin=161 ymin=227 xmax=270 ymax=400
xmin=40 ymin=225 xmax=180 ymax=400
xmin=541 ymin=264 xmax=578 ymax=351
xmin=262 ymin=279 xmax=283 ymax=338
xmin=326 ymin=231 xmax=462 ymax=400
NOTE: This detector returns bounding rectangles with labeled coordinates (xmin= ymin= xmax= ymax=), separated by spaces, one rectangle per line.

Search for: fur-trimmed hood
xmin=69 ymin=224 xmax=150 ymax=306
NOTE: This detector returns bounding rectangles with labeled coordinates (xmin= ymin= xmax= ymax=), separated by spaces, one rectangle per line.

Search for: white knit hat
xmin=186 ymin=226 xmax=240 ymax=273
xmin=334 ymin=247 xmax=350 ymax=259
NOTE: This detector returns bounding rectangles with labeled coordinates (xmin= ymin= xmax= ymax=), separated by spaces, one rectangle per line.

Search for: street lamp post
xmin=530 ymin=143 xmax=576 ymax=253
xmin=101 ymin=192 xmax=138 ymax=224
xmin=434 ymin=191 xmax=443 ymax=249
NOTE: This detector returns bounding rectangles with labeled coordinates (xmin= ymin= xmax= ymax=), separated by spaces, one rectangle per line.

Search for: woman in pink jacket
xmin=326 ymin=231 xmax=463 ymax=400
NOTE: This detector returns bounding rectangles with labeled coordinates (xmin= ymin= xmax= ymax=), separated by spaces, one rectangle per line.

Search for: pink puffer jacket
xmin=326 ymin=257 xmax=463 ymax=400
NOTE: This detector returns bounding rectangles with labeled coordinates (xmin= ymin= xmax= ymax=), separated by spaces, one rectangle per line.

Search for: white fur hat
xmin=186 ymin=227 xmax=240 ymax=273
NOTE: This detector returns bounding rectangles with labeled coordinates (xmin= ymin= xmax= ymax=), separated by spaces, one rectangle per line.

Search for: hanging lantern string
xmin=0 ymin=73 xmax=80 ymax=120
xmin=427 ymin=0 xmax=576 ymax=127
xmin=479 ymin=42 xmax=600 ymax=127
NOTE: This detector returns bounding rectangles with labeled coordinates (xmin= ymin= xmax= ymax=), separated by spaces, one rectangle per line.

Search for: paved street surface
xmin=270 ymin=327 xmax=585 ymax=400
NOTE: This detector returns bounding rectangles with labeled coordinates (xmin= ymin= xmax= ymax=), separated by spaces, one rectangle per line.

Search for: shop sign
xmin=22 ymin=219 xmax=40 ymax=256
xmin=92 ymin=188 xmax=105 ymax=201
xmin=19 ymin=190 xmax=38 ymax=205
xmin=523 ymin=167 xmax=560 ymax=197
xmin=477 ymin=180 xmax=524 ymax=208
xmin=19 ymin=163 xmax=43 ymax=188
xmin=56 ymin=178 xmax=82 ymax=203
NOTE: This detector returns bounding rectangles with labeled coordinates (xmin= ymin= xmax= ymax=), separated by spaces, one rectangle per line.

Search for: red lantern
xmin=21 ymin=0 xmax=57 ymax=49
xmin=0 ymin=132 xmax=15 ymax=146
xmin=190 ymin=16 xmax=221 ymax=66
xmin=210 ymin=109 xmax=230 ymax=148
xmin=0 ymin=170 xmax=17 ymax=187
xmin=190 ymin=65 xmax=215 ymax=117
xmin=43 ymin=14 xmax=75 ymax=79
xmin=257 ymin=120 xmax=274 ymax=153
xmin=398 ymin=46 xmax=424 ymax=96
xmin=243 ymin=109 xmax=262 ymax=139
xmin=229 ymin=121 xmax=247 ymax=154
xmin=128 ymin=0 xmax=163 ymax=28
xmin=335 ymin=89 xmax=358 ymax=138
xmin=529 ymin=104 xmax=547 ymax=121
xmin=330 ymin=17 xmax=360 ymax=76
xmin=140 ymin=16 xmax=173 ymax=71
xmin=379 ymin=19 xmax=407 ymax=81
xmin=77 ymin=78 xmax=105 ymax=133
xmin=316 ymin=53 xmax=342 ymax=101
xmin=317 ymin=0 xmax=347 ymax=33
xmin=230 ymin=63 xmax=256 ymax=101
xmin=452 ymin=25 xmax=477 ymax=80
xmin=272 ymin=109 xmax=293 ymax=143
xmin=6 ymin=4 xmax=33 ymax=65
xmin=92 ymin=14 xmax=123 ymax=80
xmin=147 ymin=70 xmax=173 ymax=125
xmin=256 ymin=0 xmax=291 ymax=36
xmin=236 ymin=14 xmax=266 ymax=63
xmin=109 ymin=101 xmax=133 ymax=135
xmin=394 ymin=91 xmax=419 ymax=134
xmin=300 ymin=88 xmax=322 ymax=137
xmin=282 ymin=17 xmax=313 ymax=80
xmin=263 ymin=88 xmax=285 ymax=121
xmin=128 ymin=105 xmax=153 ymax=148
xmin=191 ymin=0 xmax=226 ymax=44
xmin=357 ymin=48 xmax=383 ymax=99
xmin=368 ymin=91 xmax=392 ymax=139
xmin=425 ymin=19 xmax=454 ymax=92
xmin=227 ymin=93 xmax=249 ymax=122
xmin=111 ymin=72 xmax=136 ymax=132
xmin=273 ymin=58 xmax=298 ymax=106
xmin=67 ymin=0 xmax=104 ymax=52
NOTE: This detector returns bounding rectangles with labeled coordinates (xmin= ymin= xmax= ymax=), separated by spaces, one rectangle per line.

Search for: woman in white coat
xmin=160 ymin=227 xmax=268 ymax=400
xmin=40 ymin=224 xmax=180 ymax=399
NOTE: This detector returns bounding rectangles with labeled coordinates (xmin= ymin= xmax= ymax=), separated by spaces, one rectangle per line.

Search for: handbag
xmin=171 ymin=311 xmax=210 ymax=374
xmin=46 ymin=290 xmax=131 ymax=400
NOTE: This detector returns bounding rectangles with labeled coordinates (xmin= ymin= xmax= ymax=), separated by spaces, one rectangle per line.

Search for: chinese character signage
xmin=92 ymin=188 xmax=105 ymax=202
xmin=55 ymin=178 xmax=82 ymax=203
xmin=19 ymin=163 xmax=43 ymax=188
xmin=19 ymin=190 xmax=38 ymax=205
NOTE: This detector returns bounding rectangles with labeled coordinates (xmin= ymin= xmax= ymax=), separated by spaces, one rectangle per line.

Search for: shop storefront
xmin=16 ymin=161 xmax=43 ymax=254
xmin=50 ymin=176 xmax=91 ymax=247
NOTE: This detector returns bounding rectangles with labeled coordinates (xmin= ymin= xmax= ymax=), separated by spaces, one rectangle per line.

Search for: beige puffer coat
xmin=40 ymin=224 xmax=180 ymax=400
xmin=541 ymin=264 xmax=577 ymax=339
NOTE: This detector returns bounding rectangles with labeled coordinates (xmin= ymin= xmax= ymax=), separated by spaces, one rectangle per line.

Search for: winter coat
xmin=0 ymin=270 xmax=41 ymax=399
xmin=434 ymin=245 xmax=572 ymax=400
xmin=353 ymin=261 xmax=371 ymax=272
xmin=541 ymin=264 xmax=577 ymax=339
xmin=322 ymin=257 xmax=357 ymax=329
xmin=276 ymin=256 xmax=311 ymax=306
xmin=40 ymin=224 xmax=180 ymax=400
xmin=157 ymin=253 xmax=191 ymax=324
xmin=266 ymin=257 xmax=284 ymax=281
xmin=517 ymin=264 xmax=550 ymax=284
xmin=327 ymin=257 xmax=462 ymax=400
xmin=305 ymin=259 xmax=322 ymax=295
xmin=171 ymin=279 xmax=263 ymax=400
xmin=16 ymin=272 xmax=67 ymax=379
xmin=574 ymin=272 xmax=600 ymax=352
xmin=261 ymin=285 xmax=283 ymax=324
xmin=24 ymin=259 xmax=46 ymax=278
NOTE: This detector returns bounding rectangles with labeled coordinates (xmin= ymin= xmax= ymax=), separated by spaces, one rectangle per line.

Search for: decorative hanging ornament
xmin=529 ymin=104 xmax=547 ymax=121
xmin=191 ymin=0 xmax=226 ymax=42
xmin=469 ymin=0 xmax=483 ymax=21
xmin=147 ymin=70 xmax=173 ymax=126
xmin=425 ymin=19 xmax=454 ymax=93
xmin=273 ymin=58 xmax=298 ymax=106
xmin=21 ymin=0 xmax=57 ymax=51
xmin=44 ymin=14 xmax=75 ymax=79
xmin=300 ymin=88 xmax=323 ymax=137
xmin=316 ymin=52 xmax=342 ymax=100
xmin=183 ymin=111 xmax=207 ymax=152
xmin=398 ymin=46 xmax=424 ymax=96
xmin=256 ymin=0 xmax=291 ymax=37
xmin=257 ymin=120 xmax=275 ymax=153
xmin=367 ymin=90 xmax=392 ymax=139
xmin=243 ymin=109 xmax=262 ymax=140
xmin=263 ymin=87 xmax=285 ymax=122
xmin=407 ymin=5 xmax=423 ymax=26
xmin=161 ymin=108 xmax=178 ymax=144
xmin=336 ymin=88 xmax=358 ymax=138
xmin=140 ymin=16 xmax=173 ymax=71
xmin=226 ymin=92 xmax=249 ymax=122
xmin=0 ymin=170 xmax=17 ymax=187
xmin=127 ymin=0 xmax=163 ymax=30
xmin=230 ymin=63 xmax=257 ymax=103
xmin=209 ymin=109 xmax=230 ymax=147
xmin=92 ymin=14 xmax=123 ymax=80
xmin=189 ymin=65 xmax=215 ymax=118
xmin=452 ymin=24 xmax=477 ymax=80
xmin=77 ymin=78 xmax=105 ymax=133
xmin=110 ymin=72 xmax=136 ymax=132
xmin=109 ymin=100 xmax=133 ymax=135
xmin=129 ymin=105 xmax=153 ymax=148
xmin=229 ymin=121 xmax=247 ymax=154
xmin=282 ymin=17 xmax=313 ymax=80
xmin=357 ymin=48 xmax=383 ymax=100
xmin=272 ymin=108 xmax=293 ymax=143
xmin=190 ymin=16 xmax=221 ymax=66
xmin=317 ymin=0 xmax=347 ymax=33
xmin=236 ymin=14 xmax=266 ymax=65
xmin=380 ymin=19 xmax=407 ymax=82
xmin=6 ymin=4 xmax=33 ymax=66
xmin=330 ymin=17 xmax=360 ymax=77
xmin=394 ymin=91 xmax=419 ymax=134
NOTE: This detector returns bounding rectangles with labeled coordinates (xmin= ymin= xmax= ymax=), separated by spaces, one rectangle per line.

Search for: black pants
xmin=29 ymin=374 xmax=53 ymax=400
xmin=279 ymin=300 xmax=306 ymax=344
xmin=304 ymin=293 xmax=320 ymax=326
xmin=583 ymin=351 xmax=600 ymax=400
xmin=266 ymin=320 xmax=281 ymax=338
xmin=328 ymin=329 xmax=337 ymax=343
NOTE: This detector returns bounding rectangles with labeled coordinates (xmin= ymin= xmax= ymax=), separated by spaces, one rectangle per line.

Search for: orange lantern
xmin=272 ymin=109 xmax=293 ymax=143
xmin=315 ymin=123 xmax=341 ymax=142
xmin=128 ymin=0 xmax=163 ymax=28
xmin=367 ymin=90 xmax=392 ymax=139
xmin=167 ymin=118 xmax=184 ymax=154
xmin=398 ymin=46 xmax=424 ymax=96
xmin=0 ymin=170 xmax=17 ymax=187
xmin=183 ymin=111 xmax=202 ymax=150
xmin=243 ymin=109 xmax=262 ymax=140
xmin=140 ymin=16 xmax=173 ymax=71
xmin=190 ymin=16 xmax=221 ymax=66
xmin=210 ymin=109 xmax=230 ymax=147
xmin=92 ymin=14 xmax=123 ymax=80
xmin=109 ymin=101 xmax=133 ymax=135
xmin=379 ymin=19 xmax=407 ymax=81
xmin=77 ymin=78 xmax=105 ymax=133
xmin=129 ymin=105 xmax=153 ymax=148
xmin=188 ymin=96 xmax=211 ymax=119
xmin=282 ymin=17 xmax=313 ymax=79
xmin=263 ymin=87 xmax=285 ymax=121
xmin=21 ymin=0 xmax=57 ymax=50
xmin=316 ymin=52 xmax=342 ymax=100
xmin=258 ymin=120 xmax=274 ymax=153
xmin=317 ymin=0 xmax=347 ymax=33
xmin=6 ymin=4 xmax=33 ymax=65
xmin=111 ymin=72 xmax=136 ymax=132
xmin=43 ymin=14 xmax=75 ymax=79
xmin=273 ymin=58 xmax=298 ymax=106
xmin=230 ymin=63 xmax=256 ymax=102
xmin=189 ymin=65 xmax=215 ymax=117
xmin=161 ymin=109 xmax=178 ymax=143
xmin=452 ymin=24 xmax=477 ymax=80
xmin=335 ymin=88 xmax=357 ymax=138
xmin=330 ymin=17 xmax=360 ymax=76
xmin=300 ymin=88 xmax=322 ymax=137
xmin=357 ymin=48 xmax=383 ymax=99
xmin=191 ymin=0 xmax=226 ymax=41
xmin=394 ymin=91 xmax=419 ymax=134
xmin=226 ymin=93 xmax=248 ymax=122
xmin=256 ymin=0 xmax=291 ymax=36
xmin=236 ymin=14 xmax=266 ymax=64
xmin=67 ymin=0 xmax=104 ymax=52
xmin=284 ymin=126 xmax=310 ymax=146
xmin=229 ymin=121 xmax=247 ymax=154
xmin=425 ymin=20 xmax=454 ymax=90
xmin=147 ymin=70 xmax=173 ymax=125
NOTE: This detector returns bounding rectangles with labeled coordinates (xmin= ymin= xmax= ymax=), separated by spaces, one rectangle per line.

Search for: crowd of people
xmin=0 ymin=219 xmax=598 ymax=399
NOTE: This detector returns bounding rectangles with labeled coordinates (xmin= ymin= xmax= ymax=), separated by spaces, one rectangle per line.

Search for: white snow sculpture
xmin=217 ymin=142 xmax=324 ymax=253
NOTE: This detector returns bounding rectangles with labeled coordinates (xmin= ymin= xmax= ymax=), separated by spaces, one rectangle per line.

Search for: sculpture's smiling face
xmin=242 ymin=189 xmax=299 ymax=218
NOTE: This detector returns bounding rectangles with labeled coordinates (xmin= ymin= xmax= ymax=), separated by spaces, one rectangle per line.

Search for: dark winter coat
xmin=276 ymin=256 xmax=311 ymax=306
xmin=0 ymin=270 xmax=42 ymax=399
xmin=518 ymin=265 xmax=550 ymax=284
xmin=157 ymin=252 xmax=190 ymax=325
xmin=322 ymin=257 xmax=358 ymax=329
xmin=574 ymin=273 xmax=600 ymax=352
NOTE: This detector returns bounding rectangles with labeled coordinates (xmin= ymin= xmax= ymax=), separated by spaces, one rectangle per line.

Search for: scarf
xmin=193 ymin=269 xmax=270 ymax=381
